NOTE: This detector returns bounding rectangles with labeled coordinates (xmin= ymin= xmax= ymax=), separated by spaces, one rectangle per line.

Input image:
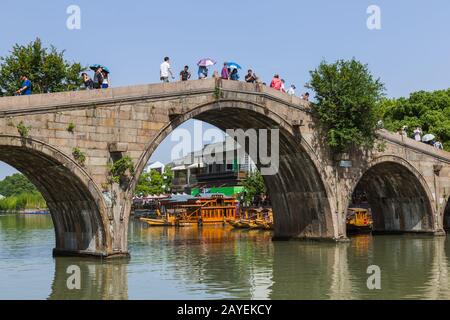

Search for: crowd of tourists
xmin=82 ymin=65 xmax=110 ymax=89
xmin=15 ymin=56 xmax=311 ymax=100
xmin=397 ymin=125 xmax=444 ymax=150
xmin=158 ymin=56 xmax=310 ymax=101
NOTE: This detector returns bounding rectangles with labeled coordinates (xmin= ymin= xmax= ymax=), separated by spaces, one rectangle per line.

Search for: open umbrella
xmin=197 ymin=58 xmax=216 ymax=67
xmin=422 ymin=134 xmax=435 ymax=142
xmin=89 ymin=64 xmax=110 ymax=73
xmin=226 ymin=62 xmax=242 ymax=69
xmin=89 ymin=64 xmax=102 ymax=71
xmin=101 ymin=66 xmax=110 ymax=74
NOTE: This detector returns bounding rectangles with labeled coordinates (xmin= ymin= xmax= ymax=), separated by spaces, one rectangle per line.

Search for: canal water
xmin=1 ymin=213 xmax=450 ymax=300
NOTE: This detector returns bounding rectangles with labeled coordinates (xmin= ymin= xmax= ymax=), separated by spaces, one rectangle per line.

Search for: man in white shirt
xmin=287 ymin=84 xmax=296 ymax=96
xmin=160 ymin=56 xmax=174 ymax=82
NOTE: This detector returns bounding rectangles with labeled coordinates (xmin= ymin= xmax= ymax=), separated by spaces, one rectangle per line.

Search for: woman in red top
xmin=270 ymin=74 xmax=282 ymax=90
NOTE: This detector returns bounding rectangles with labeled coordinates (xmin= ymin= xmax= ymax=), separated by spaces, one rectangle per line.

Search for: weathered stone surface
xmin=0 ymin=79 xmax=449 ymax=258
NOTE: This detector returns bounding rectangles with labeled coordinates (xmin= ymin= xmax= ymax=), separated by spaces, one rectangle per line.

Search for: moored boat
xmin=346 ymin=208 xmax=372 ymax=234
xmin=139 ymin=210 xmax=177 ymax=226
xmin=229 ymin=208 xmax=274 ymax=230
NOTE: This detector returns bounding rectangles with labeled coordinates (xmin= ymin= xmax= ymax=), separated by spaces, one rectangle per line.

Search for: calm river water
xmin=1 ymin=213 xmax=450 ymax=300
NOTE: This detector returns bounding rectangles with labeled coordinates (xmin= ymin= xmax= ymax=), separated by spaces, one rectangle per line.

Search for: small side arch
xmin=348 ymin=155 xmax=436 ymax=233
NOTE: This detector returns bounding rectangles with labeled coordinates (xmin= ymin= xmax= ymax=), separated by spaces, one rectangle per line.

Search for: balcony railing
xmin=196 ymin=171 xmax=246 ymax=182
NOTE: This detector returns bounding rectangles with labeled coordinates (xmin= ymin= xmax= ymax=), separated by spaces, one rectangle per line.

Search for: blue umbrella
xmin=89 ymin=64 xmax=102 ymax=71
xmin=89 ymin=64 xmax=110 ymax=73
xmin=226 ymin=62 xmax=242 ymax=69
xmin=101 ymin=66 xmax=110 ymax=74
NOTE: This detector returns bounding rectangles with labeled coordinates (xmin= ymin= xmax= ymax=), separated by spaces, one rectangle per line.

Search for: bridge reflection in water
xmin=2 ymin=214 xmax=450 ymax=299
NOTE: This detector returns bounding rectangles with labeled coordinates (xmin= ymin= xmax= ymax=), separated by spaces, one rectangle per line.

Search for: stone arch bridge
xmin=0 ymin=79 xmax=449 ymax=258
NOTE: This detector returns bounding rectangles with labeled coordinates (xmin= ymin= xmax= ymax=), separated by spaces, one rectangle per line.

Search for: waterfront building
xmin=167 ymin=137 xmax=257 ymax=196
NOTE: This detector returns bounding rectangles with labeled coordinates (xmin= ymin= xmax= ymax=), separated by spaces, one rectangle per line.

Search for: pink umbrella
xmin=197 ymin=58 xmax=216 ymax=67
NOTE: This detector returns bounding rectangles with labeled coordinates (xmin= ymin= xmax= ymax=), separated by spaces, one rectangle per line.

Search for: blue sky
xmin=0 ymin=0 xmax=449 ymax=179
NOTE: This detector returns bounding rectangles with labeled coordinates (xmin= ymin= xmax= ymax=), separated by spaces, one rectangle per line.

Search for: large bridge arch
xmin=348 ymin=155 xmax=436 ymax=233
xmin=129 ymin=100 xmax=341 ymax=241
xmin=0 ymin=135 xmax=112 ymax=256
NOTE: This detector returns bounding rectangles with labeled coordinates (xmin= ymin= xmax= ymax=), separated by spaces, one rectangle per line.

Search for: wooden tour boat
xmin=346 ymin=207 xmax=373 ymax=234
xmin=139 ymin=194 xmax=239 ymax=227
xmin=228 ymin=208 xmax=273 ymax=230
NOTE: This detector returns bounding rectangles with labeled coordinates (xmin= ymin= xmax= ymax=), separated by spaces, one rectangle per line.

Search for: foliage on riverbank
xmin=240 ymin=170 xmax=266 ymax=205
xmin=0 ymin=173 xmax=39 ymax=197
xmin=0 ymin=173 xmax=46 ymax=211
xmin=0 ymin=192 xmax=46 ymax=212
xmin=375 ymin=88 xmax=450 ymax=151
xmin=134 ymin=167 xmax=173 ymax=196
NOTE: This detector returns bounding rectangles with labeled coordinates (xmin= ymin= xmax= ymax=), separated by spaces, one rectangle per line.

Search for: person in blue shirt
xmin=198 ymin=66 xmax=208 ymax=79
xmin=230 ymin=68 xmax=240 ymax=81
xmin=16 ymin=75 xmax=32 ymax=95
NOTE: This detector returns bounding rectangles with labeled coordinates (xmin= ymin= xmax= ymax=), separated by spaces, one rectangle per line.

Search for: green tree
xmin=134 ymin=168 xmax=173 ymax=196
xmin=0 ymin=173 xmax=39 ymax=197
xmin=241 ymin=170 xmax=266 ymax=204
xmin=135 ymin=172 xmax=153 ymax=196
xmin=307 ymin=59 xmax=385 ymax=153
xmin=162 ymin=166 xmax=173 ymax=193
xmin=376 ymin=88 xmax=450 ymax=150
xmin=0 ymin=38 xmax=84 ymax=96
xmin=0 ymin=173 xmax=46 ymax=211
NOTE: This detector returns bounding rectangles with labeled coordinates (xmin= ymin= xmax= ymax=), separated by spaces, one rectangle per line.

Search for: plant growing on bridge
xmin=0 ymin=38 xmax=84 ymax=95
xmin=214 ymin=86 xmax=223 ymax=100
xmin=109 ymin=156 xmax=135 ymax=184
xmin=67 ymin=122 xmax=76 ymax=133
xmin=16 ymin=121 xmax=31 ymax=138
xmin=307 ymin=59 xmax=385 ymax=153
xmin=72 ymin=147 xmax=86 ymax=166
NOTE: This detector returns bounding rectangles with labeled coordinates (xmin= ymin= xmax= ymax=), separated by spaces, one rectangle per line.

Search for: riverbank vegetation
xmin=0 ymin=173 xmax=46 ymax=211
xmin=240 ymin=170 xmax=266 ymax=205
xmin=134 ymin=167 xmax=173 ymax=196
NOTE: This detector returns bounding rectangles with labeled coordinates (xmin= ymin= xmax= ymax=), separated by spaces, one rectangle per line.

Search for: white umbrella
xmin=422 ymin=134 xmax=435 ymax=142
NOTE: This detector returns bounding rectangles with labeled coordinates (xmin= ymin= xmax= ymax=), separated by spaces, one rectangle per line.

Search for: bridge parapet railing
xmin=378 ymin=129 xmax=450 ymax=163
xmin=0 ymin=79 xmax=311 ymax=115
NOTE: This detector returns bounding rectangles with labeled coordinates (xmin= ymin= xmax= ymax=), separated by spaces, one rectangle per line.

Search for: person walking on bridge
xmin=180 ymin=65 xmax=191 ymax=81
xmin=245 ymin=69 xmax=257 ymax=83
xmin=301 ymin=92 xmax=310 ymax=101
xmin=221 ymin=63 xmax=230 ymax=80
xmin=270 ymin=74 xmax=282 ymax=91
xmin=287 ymin=84 xmax=296 ymax=96
xmin=93 ymin=67 xmax=104 ymax=89
xmin=413 ymin=127 xmax=422 ymax=142
xmin=16 ymin=75 xmax=32 ymax=95
xmin=82 ymin=73 xmax=94 ymax=90
xmin=160 ymin=57 xmax=174 ymax=83
xmin=230 ymin=68 xmax=240 ymax=81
